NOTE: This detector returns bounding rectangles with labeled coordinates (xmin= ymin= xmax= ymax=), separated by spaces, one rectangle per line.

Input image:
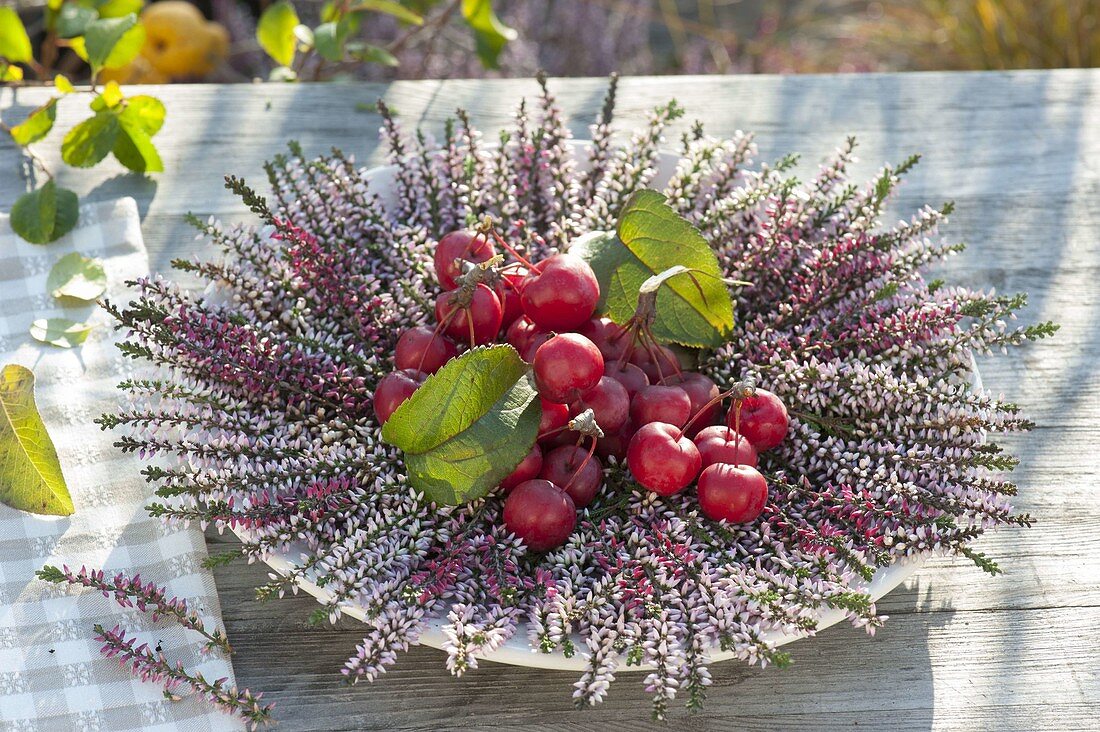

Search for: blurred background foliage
xmin=1 ymin=0 xmax=1098 ymax=86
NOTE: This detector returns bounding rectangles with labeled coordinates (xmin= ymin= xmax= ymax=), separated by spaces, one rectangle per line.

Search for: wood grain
xmin=3 ymin=70 xmax=1099 ymax=731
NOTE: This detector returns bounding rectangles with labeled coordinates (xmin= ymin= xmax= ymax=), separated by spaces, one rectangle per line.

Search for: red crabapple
xmin=434 ymin=229 xmax=495 ymax=290
xmin=394 ymin=326 xmax=458 ymax=374
xmin=571 ymin=376 xmax=630 ymax=434
xmin=696 ymin=463 xmax=768 ymax=523
xmin=626 ymin=422 xmax=701 ymax=496
xmin=630 ymin=384 xmax=692 ymax=428
xmin=373 ymin=369 xmax=426 ymax=424
xmin=435 ymin=284 xmax=503 ymax=346
xmin=540 ymin=445 xmax=602 ymax=508
xmin=520 ymin=254 xmax=600 ymax=331
xmin=533 ymin=333 xmax=604 ymax=404
xmin=692 ymin=425 xmax=759 ymax=468
xmin=726 ymin=388 xmax=789 ymax=451
xmin=502 ymin=479 xmax=577 ymax=551
xmin=500 ymin=443 xmax=543 ymax=493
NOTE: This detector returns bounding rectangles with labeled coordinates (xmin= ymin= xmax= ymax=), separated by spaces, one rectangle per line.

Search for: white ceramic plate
xmin=229 ymin=142 xmax=980 ymax=671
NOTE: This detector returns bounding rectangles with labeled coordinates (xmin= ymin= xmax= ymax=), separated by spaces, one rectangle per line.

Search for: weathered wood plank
xmin=4 ymin=70 xmax=1099 ymax=730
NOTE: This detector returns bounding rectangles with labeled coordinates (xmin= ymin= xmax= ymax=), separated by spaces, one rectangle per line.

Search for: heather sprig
xmin=93 ymin=624 xmax=273 ymax=729
xmin=36 ymin=565 xmax=232 ymax=655
xmin=98 ymin=78 xmax=1054 ymax=719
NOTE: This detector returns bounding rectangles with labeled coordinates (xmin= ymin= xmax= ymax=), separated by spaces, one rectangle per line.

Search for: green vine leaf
xmin=29 ymin=319 xmax=94 ymax=349
xmin=313 ymin=21 xmax=350 ymax=62
xmin=257 ymin=1 xmax=300 ymax=67
xmin=9 ymin=99 xmax=58 ymax=147
xmin=62 ymin=111 xmax=120 ymax=168
xmin=572 ymin=189 xmax=735 ymax=348
xmin=55 ymin=4 xmax=98 ymax=39
xmin=351 ymin=1 xmax=423 ymax=25
xmin=10 ymin=181 xmax=80 ymax=245
xmin=47 ymin=252 xmax=107 ymax=301
xmin=347 ymin=43 xmax=398 ymax=66
xmin=0 ymin=7 xmax=33 ymax=64
xmin=381 ymin=345 xmax=540 ymax=506
xmin=0 ymin=364 xmax=74 ymax=517
xmin=54 ymin=74 xmax=76 ymax=94
xmin=461 ymin=0 xmax=516 ymax=69
xmin=74 ymin=13 xmax=144 ymax=74
xmin=94 ymin=0 xmax=145 ymax=18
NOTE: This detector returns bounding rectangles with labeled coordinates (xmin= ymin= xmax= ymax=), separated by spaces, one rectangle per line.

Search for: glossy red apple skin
xmin=502 ymin=479 xmax=577 ymax=551
xmin=626 ymin=422 xmax=702 ymax=496
xmin=726 ymin=388 xmax=789 ymax=451
xmin=693 ymin=425 xmax=759 ymax=468
xmin=696 ymin=463 xmax=768 ymax=523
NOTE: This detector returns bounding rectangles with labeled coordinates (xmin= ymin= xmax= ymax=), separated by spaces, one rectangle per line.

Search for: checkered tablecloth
xmin=0 ymin=198 xmax=242 ymax=732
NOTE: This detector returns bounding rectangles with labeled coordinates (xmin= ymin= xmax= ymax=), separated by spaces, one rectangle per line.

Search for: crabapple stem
xmin=561 ymin=436 xmax=598 ymax=494
xmin=679 ymin=380 xmax=754 ymax=438
xmin=479 ymin=216 xmax=536 ymax=270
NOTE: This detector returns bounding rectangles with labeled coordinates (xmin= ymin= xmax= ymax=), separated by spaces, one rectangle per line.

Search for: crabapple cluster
xmin=374 ymin=226 xmax=791 ymax=550
xmin=627 ymin=386 xmax=790 ymax=524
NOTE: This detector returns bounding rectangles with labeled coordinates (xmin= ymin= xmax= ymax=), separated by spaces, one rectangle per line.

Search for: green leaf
xmin=572 ymin=189 xmax=735 ymax=348
xmin=9 ymin=182 xmax=79 ymax=245
xmin=0 ymin=7 xmax=33 ymax=63
xmin=120 ymin=95 xmax=165 ymax=135
xmin=90 ymin=80 xmax=124 ymax=111
xmin=257 ymin=1 xmax=300 ymax=67
xmin=56 ymin=4 xmax=98 ymax=39
xmin=112 ymin=116 xmax=163 ymax=172
xmin=381 ymin=345 xmax=540 ymax=506
xmin=9 ymin=99 xmax=58 ymax=147
xmin=54 ymin=74 xmax=76 ymax=94
xmin=313 ymin=21 xmax=348 ymax=62
xmin=351 ymin=1 xmax=423 ymax=25
xmin=47 ymin=252 xmax=107 ymax=301
xmin=0 ymin=62 xmax=24 ymax=82
xmin=348 ymin=42 xmax=398 ymax=66
xmin=62 ymin=111 xmax=120 ymax=168
xmin=461 ymin=0 xmax=515 ymax=69
xmin=94 ymin=0 xmax=145 ymax=18
xmin=0 ymin=364 xmax=74 ymax=516
xmin=77 ymin=13 xmax=144 ymax=73
xmin=29 ymin=319 xmax=94 ymax=349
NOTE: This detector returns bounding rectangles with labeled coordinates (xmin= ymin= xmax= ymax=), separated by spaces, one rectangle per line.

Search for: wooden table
xmin=3 ymin=70 xmax=1099 ymax=731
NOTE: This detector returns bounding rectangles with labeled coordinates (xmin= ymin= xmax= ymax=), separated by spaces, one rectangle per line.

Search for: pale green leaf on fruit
xmin=78 ymin=14 xmax=143 ymax=72
xmin=382 ymin=345 xmax=541 ymax=506
xmin=62 ymin=111 xmax=120 ymax=167
xmin=10 ymin=99 xmax=58 ymax=147
xmin=54 ymin=74 xmax=76 ymax=94
xmin=29 ymin=319 xmax=94 ymax=349
xmin=572 ymin=189 xmax=735 ymax=348
xmin=257 ymin=1 xmax=300 ymax=67
xmin=55 ymin=4 xmax=98 ymax=39
xmin=10 ymin=182 xmax=79 ymax=245
xmin=0 ymin=7 xmax=34 ymax=63
xmin=351 ymin=1 xmax=423 ymax=25
xmin=461 ymin=0 xmax=516 ymax=69
xmin=47 ymin=253 xmax=107 ymax=301
xmin=0 ymin=364 xmax=74 ymax=516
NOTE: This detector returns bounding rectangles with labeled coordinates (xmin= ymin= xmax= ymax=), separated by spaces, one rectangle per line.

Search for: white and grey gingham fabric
xmin=0 ymin=198 xmax=242 ymax=731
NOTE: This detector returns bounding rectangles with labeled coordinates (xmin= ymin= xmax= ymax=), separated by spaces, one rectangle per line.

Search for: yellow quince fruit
xmin=140 ymin=1 xmax=229 ymax=78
